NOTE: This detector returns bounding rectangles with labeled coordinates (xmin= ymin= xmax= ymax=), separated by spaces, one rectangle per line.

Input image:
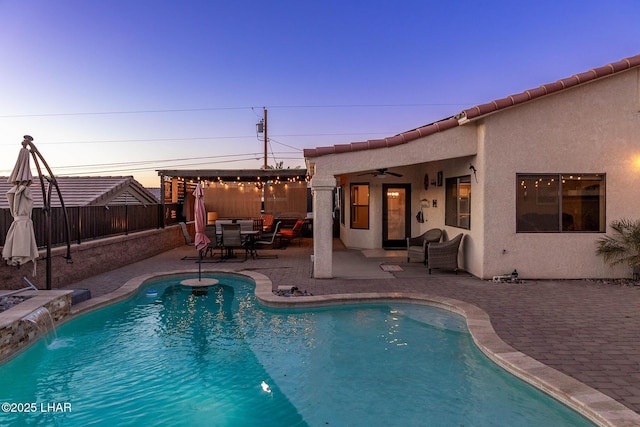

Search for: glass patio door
xmin=382 ymin=184 xmax=411 ymax=248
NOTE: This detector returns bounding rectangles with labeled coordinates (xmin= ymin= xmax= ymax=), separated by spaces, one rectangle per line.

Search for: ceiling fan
xmin=358 ymin=168 xmax=403 ymax=178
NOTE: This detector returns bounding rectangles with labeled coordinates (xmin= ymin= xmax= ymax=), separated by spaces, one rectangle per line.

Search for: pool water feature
xmin=0 ymin=274 xmax=593 ymax=426
xmin=21 ymin=307 xmax=57 ymax=342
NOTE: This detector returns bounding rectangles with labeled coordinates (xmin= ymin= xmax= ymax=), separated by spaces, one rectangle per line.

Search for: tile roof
xmin=0 ymin=176 xmax=158 ymax=209
xmin=304 ymin=53 xmax=640 ymax=158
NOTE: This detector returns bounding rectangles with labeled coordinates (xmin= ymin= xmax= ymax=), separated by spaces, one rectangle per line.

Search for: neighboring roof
xmin=0 ymin=176 xmax=159 ymax=209
xmin=304 ymin=53 xmax=640 ymax=158
xmin=147 ymin=187 xmax=161 ymax=201
xmin=157 ymin=168 xmax=308 ymax=182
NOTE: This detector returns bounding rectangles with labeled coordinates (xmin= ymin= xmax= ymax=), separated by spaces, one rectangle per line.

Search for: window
xmin=350 ymin=183 xmax=369 ymax=229
xmin=516 ymin=174 xmax=605 ymax=232
xmin=445 ymin=176 xmax=471 ymax=229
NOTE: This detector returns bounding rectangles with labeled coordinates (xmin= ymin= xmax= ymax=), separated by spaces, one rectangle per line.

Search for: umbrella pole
xmin=46 ymin=203 xmax=52 ymax=290
xmin=198 ymin=250 xmax=202 ymax=281
xmin=23 ymin=136 xmax=74 ymax=290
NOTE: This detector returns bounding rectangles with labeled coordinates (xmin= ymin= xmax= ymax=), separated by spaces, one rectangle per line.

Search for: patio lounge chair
xmin=261 ymin=214 xmax=275 ymax=232
xmin=406 ymin=228 xmax=442 ymax=264
xmin=279 ymin=219 xmax=305 ymax=246
xmin=428 ymin=233 xmax=464 ymax=274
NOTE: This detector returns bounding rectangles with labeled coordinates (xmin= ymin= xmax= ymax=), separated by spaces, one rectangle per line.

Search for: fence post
xmin=77 ymin=206 xmax=82 ymax=245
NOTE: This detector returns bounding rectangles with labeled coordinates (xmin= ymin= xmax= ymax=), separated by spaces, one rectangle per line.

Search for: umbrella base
xmin=180 ymin=278 xmax=219 ymax=287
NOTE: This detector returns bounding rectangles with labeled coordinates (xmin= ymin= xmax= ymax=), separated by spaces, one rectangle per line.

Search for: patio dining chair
xmin=406 ymin=228 xmax=442 ymax=265
xmin=237 ymin=219 xmax=254 ymax=233
xmin=221 ymin=224 xmax=247 ymax=261
xmin=427 ymin=233 xmax=464 ymax=274
xmin=203 ymin=224 xmax=221 ymax=258
xmin=254 ymin=221 xmax=281 ymax=258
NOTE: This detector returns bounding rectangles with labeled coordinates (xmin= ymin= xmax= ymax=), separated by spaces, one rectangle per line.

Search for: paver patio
xmin=64 ymin=238 xmax=640 ymax=417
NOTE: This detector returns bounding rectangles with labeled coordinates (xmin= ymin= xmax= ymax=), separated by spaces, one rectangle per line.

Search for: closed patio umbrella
xmin=193 ymin=183 xmax=210 ymax=280
xmin=193 ymin=183 xmax=210 ymax=252
xmin=2 ymin=147 xmax=39 ymax=274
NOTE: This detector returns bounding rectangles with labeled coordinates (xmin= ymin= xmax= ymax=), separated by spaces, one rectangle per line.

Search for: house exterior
xmin=305 ymin=54 xmax=640 ymax=280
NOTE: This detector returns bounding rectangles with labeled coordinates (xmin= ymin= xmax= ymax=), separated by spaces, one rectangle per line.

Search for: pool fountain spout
xmin=22 ymin=306 xmax=57 ymax=342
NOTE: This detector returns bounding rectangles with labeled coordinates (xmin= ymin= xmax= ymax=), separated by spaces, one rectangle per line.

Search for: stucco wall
xmin=0 ymin=225 xmax=187 ymax=290
xmin=334 ymin=125 xmax=478 ymax=250
xmin=312 ymin=68 xmax=640 ymax=280
xmin=478 ymin=68 xmax=640 ymax=279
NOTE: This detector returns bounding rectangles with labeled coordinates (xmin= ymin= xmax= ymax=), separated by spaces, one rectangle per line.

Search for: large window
xmin=516 ymin=174 xmax=605 ymax=232
xmin=445 ymin=176 xmax=471 ymax=229
xmin=350 ymin=183 xmax=369 ymax=229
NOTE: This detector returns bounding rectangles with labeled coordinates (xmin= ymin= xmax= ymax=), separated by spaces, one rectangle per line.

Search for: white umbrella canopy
xmin=2 ymin=147 xmax=39 ymax=273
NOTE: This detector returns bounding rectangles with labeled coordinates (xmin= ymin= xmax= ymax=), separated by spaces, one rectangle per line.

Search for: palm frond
xmin=596 ymin=219 xmax=640 ymax=268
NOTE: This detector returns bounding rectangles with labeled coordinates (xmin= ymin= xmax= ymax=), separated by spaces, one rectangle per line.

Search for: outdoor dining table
xmin=216 ymin=229 xmax=260 ymax=259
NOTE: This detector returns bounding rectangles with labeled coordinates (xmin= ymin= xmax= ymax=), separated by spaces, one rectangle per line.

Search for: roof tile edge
xmin=304 ymin=54 xmax=640 ymax=159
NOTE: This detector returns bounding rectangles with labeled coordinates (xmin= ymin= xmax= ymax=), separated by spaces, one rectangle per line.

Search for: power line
xmin=0 ymin=106 xmax=251 ymax=118
xmin=49 ymin=151 xmax=302 ymax=170
xmin=0 ymin=132 xmax=393 ymax=147
xmin=57 ymin=156 xmax=304 ymax=177
xmin=0 ymin=151 xmax=303 ymax=175
xmin=268 ymin=137 xmax=303 ymax=151
xmin=0 ymin=102 xmax=472 ymax=119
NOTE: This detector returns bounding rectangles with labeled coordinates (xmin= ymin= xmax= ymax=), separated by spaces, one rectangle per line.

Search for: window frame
xmin=350 ymin=183 xmax=370 ymax=229
xmin=445 ymin=175 xmax=471 ymax=230
xmin=516 ymin=173 xmax=606 ymax=233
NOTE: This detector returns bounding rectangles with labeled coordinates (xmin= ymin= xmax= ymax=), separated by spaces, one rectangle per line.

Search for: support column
xmin=311 ymin=175 xmax=336 ymax=278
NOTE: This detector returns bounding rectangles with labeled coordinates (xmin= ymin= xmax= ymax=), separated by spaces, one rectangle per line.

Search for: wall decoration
xmin=437 ymin=171 xmax=443 ymax=187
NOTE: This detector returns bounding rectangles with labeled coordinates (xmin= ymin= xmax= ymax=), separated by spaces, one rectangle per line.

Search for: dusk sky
xmin=1 ymin=1 xmax=639 ymax=187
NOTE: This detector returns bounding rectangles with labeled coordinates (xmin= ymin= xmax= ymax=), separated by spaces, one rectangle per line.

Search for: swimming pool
xmin=0 ymin=274 xmax=592 ymax=426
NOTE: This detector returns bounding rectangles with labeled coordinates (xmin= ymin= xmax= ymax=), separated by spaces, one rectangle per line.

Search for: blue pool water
xmin=0 ymin=274 xmax=592 ymax=426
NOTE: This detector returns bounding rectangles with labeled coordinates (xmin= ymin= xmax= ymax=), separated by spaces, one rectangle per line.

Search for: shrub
xmin=595 ymin=219 xmax=640 ymax=276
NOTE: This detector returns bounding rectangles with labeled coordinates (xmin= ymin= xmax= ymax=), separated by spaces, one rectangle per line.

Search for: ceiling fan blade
xmin=357 ymin=168 xmax=401 ymax=177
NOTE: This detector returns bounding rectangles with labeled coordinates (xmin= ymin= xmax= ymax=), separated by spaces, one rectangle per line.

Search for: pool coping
xmin=68 ymin=268 xmax=640 ymax=427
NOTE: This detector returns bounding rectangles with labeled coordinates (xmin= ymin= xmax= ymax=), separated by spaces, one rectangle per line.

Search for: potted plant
xmin=595 ymin=219 xmax=640 ymax=280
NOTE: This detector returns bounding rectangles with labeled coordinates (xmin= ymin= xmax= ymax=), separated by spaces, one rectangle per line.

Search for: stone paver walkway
xmin=64 ymin=238 xmax=640 ymax=417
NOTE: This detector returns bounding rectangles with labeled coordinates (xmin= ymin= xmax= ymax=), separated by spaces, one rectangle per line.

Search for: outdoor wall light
xmin=469 ymin=164 xmax=478 ymax=183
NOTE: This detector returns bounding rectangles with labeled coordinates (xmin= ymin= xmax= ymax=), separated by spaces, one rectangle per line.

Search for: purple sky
xmin=1 ymin=0 xmax=639 ymax=186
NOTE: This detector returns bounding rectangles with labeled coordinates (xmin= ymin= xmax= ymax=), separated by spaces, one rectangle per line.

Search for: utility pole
xmin=263 ymin=107 xmax=268 ymax=169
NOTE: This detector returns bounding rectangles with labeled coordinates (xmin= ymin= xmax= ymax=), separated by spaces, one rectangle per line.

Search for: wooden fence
xmin=0 ymin=204 xmax=167 ymax=248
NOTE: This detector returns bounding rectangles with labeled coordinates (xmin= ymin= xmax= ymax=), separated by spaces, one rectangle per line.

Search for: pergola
xmin=157 ymin=169 xmax=309 ymax=224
